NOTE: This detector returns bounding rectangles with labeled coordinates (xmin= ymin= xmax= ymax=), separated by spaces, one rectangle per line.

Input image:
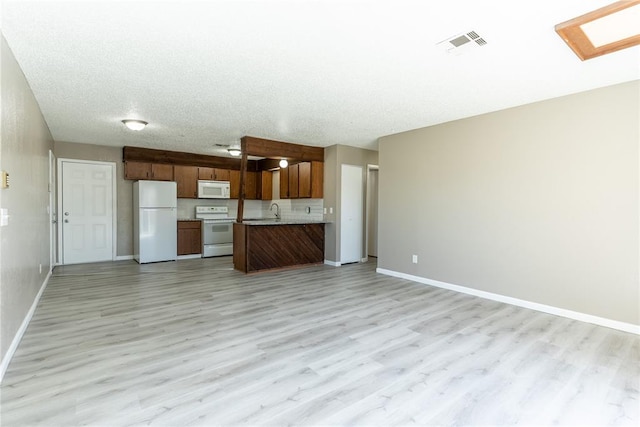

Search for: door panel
xmin=340 ymin=164 xmax=363 ymax=264
xmin=61 ymin=161 xmax=114 ymax=264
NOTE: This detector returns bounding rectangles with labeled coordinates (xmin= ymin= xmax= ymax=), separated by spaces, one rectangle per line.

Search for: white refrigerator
xmin=133 ymin=180 xmax=177 ymax=263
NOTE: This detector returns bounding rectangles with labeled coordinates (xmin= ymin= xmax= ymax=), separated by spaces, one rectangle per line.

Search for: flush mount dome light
xmin=279 ymin=159 xmax=288 ymax=168
xmin=122 ymin=119 xmax=148 ymax=131
xmin=228 ymin=148 xmax=241 ymax=156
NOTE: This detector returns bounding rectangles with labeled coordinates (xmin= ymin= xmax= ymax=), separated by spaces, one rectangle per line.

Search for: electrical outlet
xmin=329 ymin=207 xmax=333 ymax=214
xmin=323 ymin=207 xmax=327 ymax=214
xmin=412 ymin=255 xmax=418 ymax=264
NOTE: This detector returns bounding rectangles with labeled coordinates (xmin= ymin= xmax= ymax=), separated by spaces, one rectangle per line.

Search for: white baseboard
xmin=324 ymin=260 xmax=341 ymax=267
xmin=376 ymin=268 xmax=640 ymax=336
xmin=0 ymin=270 xmax=52 ymax=383
xmin=177 ymin=254 xmax=203 ymax=260
xmin=114 ymin=255 xmax=133 ymax=261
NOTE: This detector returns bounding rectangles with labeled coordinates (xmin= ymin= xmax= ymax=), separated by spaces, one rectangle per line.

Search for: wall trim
xmin=376 ymin=268 xmax=640 ymax=335
xmin=324 ymin=259 xmax=341 ymax=267
xmin=114 ymin=255 xmax=134 ymax=261
xmin=0 ymin=270 xmax=52 ymax=383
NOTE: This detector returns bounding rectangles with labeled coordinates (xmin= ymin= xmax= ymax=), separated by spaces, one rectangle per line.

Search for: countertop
xmin=237 ymin=219 xmax=328 ymax=226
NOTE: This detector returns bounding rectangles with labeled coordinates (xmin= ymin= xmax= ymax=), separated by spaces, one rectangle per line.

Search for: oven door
xmin=202 ymin=221 xmax=234 ymax=257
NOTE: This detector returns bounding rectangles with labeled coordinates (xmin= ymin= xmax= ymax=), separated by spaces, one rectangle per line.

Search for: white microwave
xmin=197 ymin=180 xmax=231 ymax=199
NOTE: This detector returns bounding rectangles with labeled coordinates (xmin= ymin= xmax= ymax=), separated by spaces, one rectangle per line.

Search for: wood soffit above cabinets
xmin=123 ymin=146 xmax=258 ymax=171
xmin=123 ymin=137 xmax=324 ymax=171
xmin=241 ymin=136 xmax=324 ymax=162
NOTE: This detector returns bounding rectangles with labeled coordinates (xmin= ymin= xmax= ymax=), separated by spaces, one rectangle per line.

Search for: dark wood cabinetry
xmin=310 ymin=161 xmax=323 ymax=198
xmin=198 ymin=167 xmax=230 ymax=181
xmin=123 ymin=146 xmax=323 ymax=201
xmin=177 ymin=220 xmax=202 ymax=255
xmin=258 ymin=171 xmax=273 ymax=200
xmin=230 ymin=170 xmax=263 ymax=200
xmin=298 ymin=162 xmax=311 ymax=198
xmin=288 ymin=164 xmax=299 ymax=198
xmin=124 ymin=161 xmax=174 ymax=181
xmin=230 ymin=170 xmax=240 ymax=199
xmin=245 ymin=171 xmax=258 ymax=200
xmin=234 ymin=222 xmax=325 ymax=273
xmin=174 ymin=165 xmax=198 ymax=198
xmin=152 ymin=164 xmax=174 ymax=181
xmin=279 ymin=161 xmax=323 ymax=199
xmin=279 ymin=166 xmax=289 ymax=199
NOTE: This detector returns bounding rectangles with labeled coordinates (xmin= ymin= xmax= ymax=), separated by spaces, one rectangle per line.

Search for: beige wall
xmin=0 ymin=36 xmax=54 ymax=365
xmin=324 ymin=144 xmax=378 ymax=263
xmin=53 ymin=141 xmax=132 ymax=257
xmin=378 ymin=80 xmax=639 ymax=325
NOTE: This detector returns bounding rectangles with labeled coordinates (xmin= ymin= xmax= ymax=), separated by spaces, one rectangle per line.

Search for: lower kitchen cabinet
xmin=177 ymin=220 xmax=202 ymax=255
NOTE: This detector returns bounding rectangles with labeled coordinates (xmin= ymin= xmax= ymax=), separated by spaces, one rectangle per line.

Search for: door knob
xmin=64 ymin=212 xmax=70 ymax=216
xmin=64 ymin=219 xmax=69 ymax=223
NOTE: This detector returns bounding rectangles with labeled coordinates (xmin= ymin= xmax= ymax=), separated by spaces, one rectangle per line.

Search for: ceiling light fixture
xmin=228 ymin=148 xmax=241 ymax=157
xmin=555 ymin=0 xmax=640 ymax=60
xmin=122 ymin=119 xmax=148 ymax=131
xmin=279 ymin=159 xmax=288 ymax=168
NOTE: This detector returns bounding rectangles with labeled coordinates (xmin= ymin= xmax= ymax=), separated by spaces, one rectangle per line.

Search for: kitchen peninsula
xmin=234 ymin=136 xmax=326 ymax=273
xmin=233 ymin=220 xmax=326 ymax=273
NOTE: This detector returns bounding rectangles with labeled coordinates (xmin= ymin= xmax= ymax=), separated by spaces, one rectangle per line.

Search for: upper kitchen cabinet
xmin=288 ymin=163 xmax=299 ymax=198
xmin=279 ymin=161 xmax=323 ymax=199
xmin=258 ymin=171 xmax=273 ymax=200
xmin=230 ymin=170 xmax=240 ymax=199
xmin=174 ymin=165 xmax=198 ymax=198
xmin=280 ymin=166 xmax=289 ymax=199
xmin=124 ymin=161 xmax=174 ymax=181
xmin=245 ymin=171 xmax=258 ymax=200
xmin=198 ymin=167 xmax=230 ymax=181
xmin=310 ymin=161 xmax=323 ymax=198
xmin=230 ymin=170 xmax=262 ymax=200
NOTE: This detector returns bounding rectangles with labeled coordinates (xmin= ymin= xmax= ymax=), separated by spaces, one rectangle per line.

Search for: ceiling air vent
xmin=437 ymin=30 xmax=488 ymax=55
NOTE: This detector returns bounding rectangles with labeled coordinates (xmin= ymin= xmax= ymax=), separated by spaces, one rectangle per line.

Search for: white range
xmin=196 ymin=206 xmax=234 ymax=257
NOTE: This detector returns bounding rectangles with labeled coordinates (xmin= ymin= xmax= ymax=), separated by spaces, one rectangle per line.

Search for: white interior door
xmin=340 ymin=164 xmax=363 ymax=264
xmin=60 ymin=160 xmax=115 ymax=264
xmin=367 ymin=167 xmax=379 ymax=257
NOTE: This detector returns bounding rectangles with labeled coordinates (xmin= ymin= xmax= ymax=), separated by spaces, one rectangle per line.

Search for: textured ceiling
xmin=2 ymin=0 xmax=639 ymax=157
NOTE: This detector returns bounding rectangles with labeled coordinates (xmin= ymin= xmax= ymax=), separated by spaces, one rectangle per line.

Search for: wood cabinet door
xmin=175 ymin=165 xmax=198 ymax=198
xmin=229 ymin=170 xmax=240 ymax=199
xmin=245 ymin=171 xmax=258 ymax=200
xmin=177 ymin=221 xmax=202 ymax=255
xmin=151 ymin=164 xmax=174 ymax=181
xmin=259 ymin=171 xmax=273 ymax=200
xmin=298 ymin=162 xmax=311 ymax=198
xmin=288 ymin=163 xmax=299 ymax=198
xmin=124 ymin=161 xmax=151 ymax=180
xmin=198 ymin=167 xmax=215 ymax=180
xmin=279 ymin=167 xmax=289 ymax=199
xmin=311 ymin=161 xmax=324 ymax=198
xmin=214 ymin=168 xmax=230 ymax=181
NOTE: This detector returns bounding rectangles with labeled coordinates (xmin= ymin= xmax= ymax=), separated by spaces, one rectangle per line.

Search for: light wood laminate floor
xmin=1 ymin=257 xmax=638 ymax=426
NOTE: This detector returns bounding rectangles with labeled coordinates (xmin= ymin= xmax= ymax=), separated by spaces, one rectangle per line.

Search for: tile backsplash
xmin=177 ymin=198 xmax=323 ymax=220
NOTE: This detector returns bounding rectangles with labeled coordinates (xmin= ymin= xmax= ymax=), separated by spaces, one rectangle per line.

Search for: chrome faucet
xmin=269 ymin=202 xmax=280 ymax=220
